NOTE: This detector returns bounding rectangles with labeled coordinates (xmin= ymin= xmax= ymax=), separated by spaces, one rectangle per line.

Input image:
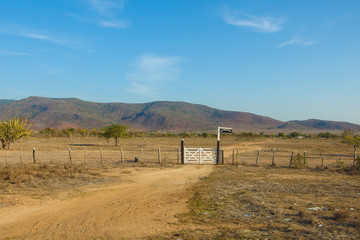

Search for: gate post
xmin=181 ymin=139 xmax=185 ymax=164
xmin=216 ymin=140 xmax=220 ymax=165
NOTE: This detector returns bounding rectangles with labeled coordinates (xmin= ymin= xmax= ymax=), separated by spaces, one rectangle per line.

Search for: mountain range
xmin=0 ymin=96 xmax=358 ymax=133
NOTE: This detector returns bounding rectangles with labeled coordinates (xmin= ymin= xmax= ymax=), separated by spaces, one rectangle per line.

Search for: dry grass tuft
xmin=0 ymin=163 xmax=101 ymax=192
xmin=334 ymin=210 xmax=350 ymax=222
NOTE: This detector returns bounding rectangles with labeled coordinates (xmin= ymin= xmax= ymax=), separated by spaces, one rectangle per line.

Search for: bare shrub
xmin=292 ymin=153 xmax=305 ymax=168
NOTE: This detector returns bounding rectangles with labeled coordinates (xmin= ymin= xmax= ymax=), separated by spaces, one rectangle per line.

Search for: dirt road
xmin=0 ymin=165 xmax=213 ymax=239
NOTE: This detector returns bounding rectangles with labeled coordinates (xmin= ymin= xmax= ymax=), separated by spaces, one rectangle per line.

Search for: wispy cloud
xmin=66 ymin=13 xmax=129 ymax=29
xmin=98 ymin=19 xmax=129 ymax=29
xmin=86 ymin=0 xmax=123 ymax=17
xmin=222 ymin=8 xmax=282 ymax=33
xmin=278 ymin=38 xmax=315 ymax=48
xmin=0 ymin=24 xmax=51 ymax=40
xmin=0 ymin=23 xmax=93 ymax=51
xmin=68 ymin=0 xmax=129 ymax=29
xmin=0 ymin=50 xmax=28 ymax=56
xmin=127 ymin=54 xmax=182 ymax=98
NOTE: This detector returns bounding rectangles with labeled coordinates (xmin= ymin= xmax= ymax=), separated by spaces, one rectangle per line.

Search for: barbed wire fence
xmin=0 ymin=146 xmax=356 ymax=168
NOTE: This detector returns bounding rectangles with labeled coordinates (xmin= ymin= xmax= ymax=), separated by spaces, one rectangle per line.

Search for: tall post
xmin=289 ymin=150 xmax=294 ymax=167
xmin=33 ymin=148 xmax=36 ymax=164
xmin=256 ymin=149 xmax=260 ymax=165
xmin=20 ymin=148 xmax=23 ymax=164
xmin=232 ymin=148 xmax=235 ymax=164
xmin=236 ymin=148 xmax=239 ymax=164
xmin=272 ymin=148 xmax=276 ymax=166
xmin=158 ymin=147 xmax=161 ymax=164
xmin=141 ymin=147 xmax=144 ymax=162
xmin=320 ymin=152 xmax=324 ymax=168
xmin=181 ymin=139 xmax=184 ymax=164
xmin=177 ymin=147 xmax=180 ymax=164
xmin=303 ymin=150 xmax=307 ymax=166
xmin=221 ymin=149 xmax=224 ymax=164
xmin=84 ymin=148 xmax=87 ymax=164
xmin=68 ymin=148 xmax=72 ymax=163
xmin=216 ymin=140 xmax=220 ymax=165
xmin=354 ymin=145 xmax=358 ymax=166
xmin=50 ymin=148 xmax=53 ymax=164
xmin=120 ymin=148 xmax=124 ymax=164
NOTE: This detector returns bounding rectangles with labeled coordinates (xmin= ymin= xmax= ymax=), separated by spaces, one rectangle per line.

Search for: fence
xmin=224 ymin=148 xmax=356 ymax=168
xmin=0 ymin=147 xmax=181 ymax=166
xmin=0 ymin=146 xmax=356 ymax=168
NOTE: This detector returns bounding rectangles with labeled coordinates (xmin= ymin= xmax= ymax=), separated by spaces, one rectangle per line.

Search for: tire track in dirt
xmin=0 ymin=165 xmax=213 ymax=239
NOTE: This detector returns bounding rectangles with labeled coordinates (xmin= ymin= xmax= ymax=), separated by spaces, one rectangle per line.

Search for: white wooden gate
xmin=184 ymin=147 xmax=216 ymax=164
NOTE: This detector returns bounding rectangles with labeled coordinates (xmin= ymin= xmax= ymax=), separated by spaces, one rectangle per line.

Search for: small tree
xmin=101 ymin=124 xmax=128 ymax=146
xmin=342 ymin=131 xmax=360 ymax=165
xmin=78 ymin=128 xmax=88 ymax=139
xmin=40 ymin=128 xmax=57 ymax=137
xmin=62 ymin=128 xmax=75 ymax=138
xmin=0 ymin=118 xmax=32 ymax=149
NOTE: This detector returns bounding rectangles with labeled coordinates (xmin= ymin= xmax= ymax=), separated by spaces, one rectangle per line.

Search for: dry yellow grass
xmin=0 ymin=136 xmax=356 ymax=167
xmin=0 ymin=136 xmax=359 ymax=239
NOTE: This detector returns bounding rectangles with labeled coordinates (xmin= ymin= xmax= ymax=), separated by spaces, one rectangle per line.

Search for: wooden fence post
xmin=303 ymin=150 xmax=307 ymax=166
xmin=158 ymin=147 xmax=161 ymax=164
xmin=20 ymin=148 xmax=23 ymax=164
xmin=320 ymin=152 xmax=324 ymax=167
xmin=68 ymin=148 xmax=72 ymax=163
xmin=271 ymin=148 xmax=276 ymax=166
xmin=33 ymin=148 xmax=36 ymax=164
xmin=181 ymin=139 xmax=184 ymax=164
xmin=100 ymin=148 xmax=103 ymax=165
xmin=84 ymin=148 xmax=87 ymax=164
xmin=216 ymin=140 xmax=220 ymax=165
xmin=354 ymin=145 xmax=358 ymax=166
xmin=141 ymin=147 xmax=144 ymax=162
xmin=289 ymin=150 xmax=294 ymax=167
xmin=236 ymin=148 xmax=239 ymax=164
xmin=121 ymin=148 xmax=124 ymax=164
xmin=256 ymin=149 xmax=260 ymax=165
xmin=221 ymin=149 xmax=224 ymax=164
xmin=232 ymin=148 xmax=235 ymax=164
xmin=177 ymin=147 xmax=180 ymax=164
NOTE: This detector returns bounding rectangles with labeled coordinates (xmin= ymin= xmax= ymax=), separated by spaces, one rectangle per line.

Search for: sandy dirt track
xmin=0 ymin=165 xmax=214 ymax=239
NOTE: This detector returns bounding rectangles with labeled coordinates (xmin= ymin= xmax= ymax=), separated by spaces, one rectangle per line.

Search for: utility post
xmin=216 ymin=126 xmax=232 ymax=165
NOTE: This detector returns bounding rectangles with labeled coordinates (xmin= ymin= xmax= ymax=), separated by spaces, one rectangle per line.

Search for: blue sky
xmin=0 ymin=0 xmax=359 ymax=124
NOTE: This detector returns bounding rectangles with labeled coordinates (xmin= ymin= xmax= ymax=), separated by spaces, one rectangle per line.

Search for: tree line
xmin=0 ymin=117 xmax=359 ymax=153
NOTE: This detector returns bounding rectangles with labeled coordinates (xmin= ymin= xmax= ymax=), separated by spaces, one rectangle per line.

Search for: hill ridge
xmin=0 ymin=97 xmax=358 ymax=132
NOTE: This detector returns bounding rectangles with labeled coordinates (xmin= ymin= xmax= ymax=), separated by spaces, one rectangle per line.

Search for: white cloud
xmin=0 ymin=24 xmax=51 ymax=40
xmin=0 ymin=23 xmax=93 ymax=51
xmin=86 ymin=0 xmax=123 ymax=17
xmin=127 ymin=54 xmax=182 ymax=98
xmin=278 ymin=38 xmax=315 ymax=48
xmin=222 ymin=8 xmax=282 ymax=33
xmin=0 ymin=50 xmax=28 ymax=56
xmin=71 ymin=0 xmax=129 ymax=29
xmin=98 ymin=19 xmax=130 ymax=29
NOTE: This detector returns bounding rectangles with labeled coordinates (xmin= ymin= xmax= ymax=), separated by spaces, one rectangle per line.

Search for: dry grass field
xmin=173 ymin=165 xmax=360 ymax=239
xmin=0 ymin=136 xmax=359 ymax=239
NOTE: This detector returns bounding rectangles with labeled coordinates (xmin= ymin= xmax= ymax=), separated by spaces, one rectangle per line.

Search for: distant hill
xmin=0 ymin=99 xmax=16 ymax=106
xmin=0 ymin=96 xmax=358 ymax=132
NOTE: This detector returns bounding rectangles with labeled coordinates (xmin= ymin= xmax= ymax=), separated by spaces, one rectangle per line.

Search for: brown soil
xmin=176 ymin=165 xmax=360 ymax=239
xmin=0 ymin=165 xmax=214 ymax=239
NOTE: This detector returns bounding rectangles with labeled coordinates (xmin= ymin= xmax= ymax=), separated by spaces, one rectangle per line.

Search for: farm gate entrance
xmin=184 ymin=147 xmax=217 ymax=164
